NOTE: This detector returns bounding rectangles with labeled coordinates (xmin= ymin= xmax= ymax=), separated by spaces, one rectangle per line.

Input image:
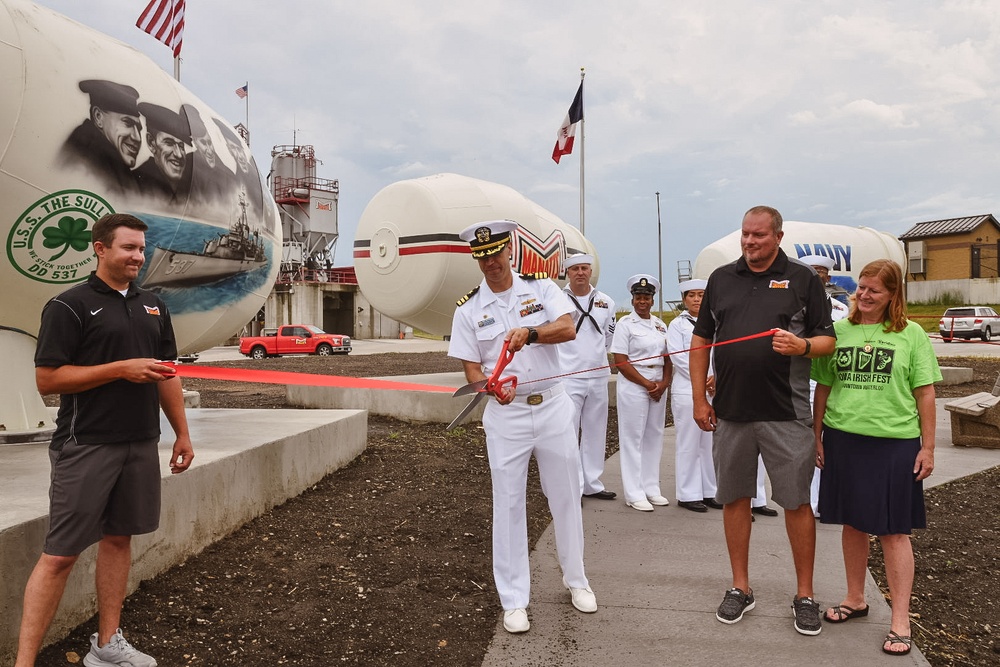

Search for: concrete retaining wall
xmin=0 ymin=408 xmax=366 ymax=664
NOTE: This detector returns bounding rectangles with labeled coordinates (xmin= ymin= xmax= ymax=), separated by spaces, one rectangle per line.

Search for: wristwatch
xmin=525 ymin=327 xmax=539 ymax=345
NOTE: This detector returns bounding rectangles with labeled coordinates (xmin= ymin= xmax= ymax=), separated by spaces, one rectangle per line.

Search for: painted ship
xmin=141 ymin=193 xmax=267 ymax=288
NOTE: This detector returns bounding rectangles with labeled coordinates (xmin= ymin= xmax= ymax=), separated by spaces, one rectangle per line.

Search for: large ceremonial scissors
xmin=446 ymin=339 xmax=517 ymax=431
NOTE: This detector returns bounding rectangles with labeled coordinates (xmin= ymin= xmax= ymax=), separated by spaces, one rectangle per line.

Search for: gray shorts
xmin=713 ymin=419 xmax=814 ymax=508
xmin=45 ymin=437 xmax=162 ymax=556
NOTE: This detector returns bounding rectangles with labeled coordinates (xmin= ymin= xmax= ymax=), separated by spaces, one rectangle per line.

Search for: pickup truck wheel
xmin=250 ymin=346 xmax=268 ymax=360
xmin=316 ymin=343 xmax=333 ymax=356
xmin=982 ymin=327 xmax=992 ymax=342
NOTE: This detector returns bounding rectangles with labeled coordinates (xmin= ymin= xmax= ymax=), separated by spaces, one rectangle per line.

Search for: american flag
xmin=136 ymin=0 xmax=185 ymax=58
xmin=235 ymin=84 xmax=249 ymax=100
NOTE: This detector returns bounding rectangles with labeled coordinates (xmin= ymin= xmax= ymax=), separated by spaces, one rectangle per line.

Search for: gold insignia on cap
xmin=639 ymin=278 xmax=648 ymax=287
xmin=476 ymin=227 xmax=491 ymax=243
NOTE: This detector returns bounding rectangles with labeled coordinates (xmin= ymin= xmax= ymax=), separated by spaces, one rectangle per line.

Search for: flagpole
xmin=245 ymin=82 xmax=250 ymax=147
xmin=174 ymin=57 xmax=180 ymax=81
xmin=579 ymin=68 xmax=585 ymax=236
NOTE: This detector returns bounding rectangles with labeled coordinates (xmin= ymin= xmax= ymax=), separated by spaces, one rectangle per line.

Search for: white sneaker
xmin=627 ymin=499 xmax=654 ymax=511
xmin=503 ymin=608 xmax=530 ymax=633
xmin=647 ymin=495 xmax=671 ymax=506
xmin=563 ymin=579 xmax=598 ymax=613
xmin=83 ymin=628 xmax=157 ymax=667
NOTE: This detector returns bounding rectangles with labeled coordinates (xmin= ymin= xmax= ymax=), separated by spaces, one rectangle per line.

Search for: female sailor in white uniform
xmin=610 ymin=274 xmax=671 ymax=511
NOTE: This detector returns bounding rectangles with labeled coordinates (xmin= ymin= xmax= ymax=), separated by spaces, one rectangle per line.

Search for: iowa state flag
xmin=552 ymin=82 xmax=583 ymax=164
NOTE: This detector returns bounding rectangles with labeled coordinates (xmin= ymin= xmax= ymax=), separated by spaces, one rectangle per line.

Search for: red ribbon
xmin=166 ymin=364 xmax=456 ymax=394
xmin=162 ymin=328 xmax=779 ymax=393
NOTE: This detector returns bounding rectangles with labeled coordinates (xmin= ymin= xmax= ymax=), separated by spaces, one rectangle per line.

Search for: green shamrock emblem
xmin=41 ymin=216 xmax=92 ymax=262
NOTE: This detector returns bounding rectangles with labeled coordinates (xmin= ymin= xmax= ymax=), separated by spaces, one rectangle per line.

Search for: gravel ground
xmin=33 ymin=352 xmax=1000 ymax=666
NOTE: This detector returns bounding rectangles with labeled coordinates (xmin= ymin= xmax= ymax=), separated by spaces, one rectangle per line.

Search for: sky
xmin=30 ymin=0 xmax=1000 ymax=306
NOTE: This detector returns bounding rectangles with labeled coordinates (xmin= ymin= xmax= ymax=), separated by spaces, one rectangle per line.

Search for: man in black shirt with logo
xmin=690 ymin=205 xmax=835 ymax=637
xmin=16 ymin=213 xmax=194 ymax=667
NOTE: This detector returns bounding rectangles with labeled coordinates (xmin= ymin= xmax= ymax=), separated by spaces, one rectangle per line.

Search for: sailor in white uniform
xmin=609 ymin=274 xmax=672 ymax=511
xmin=667 ymin=279 xmax=722 ymax=512
xmin=558 ymin=253 xmax=617 ymax=500
xmin=799 ymin=254 xmax=849 ymax=516
xmin=448 ymin=220 xmax=597 ymax=635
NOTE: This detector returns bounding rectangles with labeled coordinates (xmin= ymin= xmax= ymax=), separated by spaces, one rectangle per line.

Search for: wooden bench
xmin=945 ymin=379 xmax=1000 ymax=448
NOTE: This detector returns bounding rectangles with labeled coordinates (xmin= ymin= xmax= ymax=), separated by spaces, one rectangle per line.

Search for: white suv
xmin=939 ymin=306 xmax=1000 ymax=342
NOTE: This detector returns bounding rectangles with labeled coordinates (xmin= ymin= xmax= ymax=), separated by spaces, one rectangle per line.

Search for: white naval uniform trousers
xmin=448 ymin=274 xmax=588 ymax=611
xmin=667 ymin=313 xmax=718 ymax=503
xmin=560 ymin=287 xmax=616 ymax=495
xmin=610 ymin=312 xmax=669 ymax=504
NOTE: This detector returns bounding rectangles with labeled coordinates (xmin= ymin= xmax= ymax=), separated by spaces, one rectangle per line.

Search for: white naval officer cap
xmin=678 ymin=278 xmax=707 ymax=296
xmin=627 ymin=274 xmax=659 ymax=295
xmin=459 ymin=220 xmax=518 ymax=258
xmin=564 ymin=253 xmax=594 ymax=269
xmin=799 ymin=254 xmax=835 ymax=270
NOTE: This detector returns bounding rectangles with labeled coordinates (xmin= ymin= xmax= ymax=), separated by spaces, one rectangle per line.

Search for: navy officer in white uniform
xmin=448 ymin=220 xmax=597 ymax=635
xmin=558 ymin=253 xmax=617 ymax=500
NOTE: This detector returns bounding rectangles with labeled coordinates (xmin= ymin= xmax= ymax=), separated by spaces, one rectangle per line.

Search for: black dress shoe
xmin=703 ymin=497 xmax=724 ymax=510
xmin=583 ymin=490 xmax=617 ymax=500
xmin=678 ymin=500 xmax=709 ymax=513
xmin=751 ymin=505 xmax=779 ymax=517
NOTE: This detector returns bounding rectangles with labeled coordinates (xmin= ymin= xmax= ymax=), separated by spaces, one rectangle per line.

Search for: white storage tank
xmin=0 ymin=0 xmax=280 ymax=435
xmin=354 ymin=173 xmax=597 ymax=336
xmin=693 ymin=220 xmax=905 ymax=295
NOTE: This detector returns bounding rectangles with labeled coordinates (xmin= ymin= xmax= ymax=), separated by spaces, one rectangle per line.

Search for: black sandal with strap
xmin=882 ymin=630 xmax=912 ymax=656
xmin=824 ymin=603 xmax=870 ymax=623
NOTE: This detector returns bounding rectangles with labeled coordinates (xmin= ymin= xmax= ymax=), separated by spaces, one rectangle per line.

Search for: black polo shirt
xmin=35 ymin=273 xmax=178 ymax=447
xmin=692 ymin=249 xmax=834 ymax=422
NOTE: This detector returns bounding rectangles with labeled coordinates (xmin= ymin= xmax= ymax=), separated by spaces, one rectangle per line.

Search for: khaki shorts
xmin=713 ymin=418 xmax=814 ymax=508
xmin=45 ymin=437 xmax=161 ymax=556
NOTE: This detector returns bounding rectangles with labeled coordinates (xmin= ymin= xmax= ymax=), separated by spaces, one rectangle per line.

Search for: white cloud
xmin=26 ymin=0 xmax=1000 ymax=305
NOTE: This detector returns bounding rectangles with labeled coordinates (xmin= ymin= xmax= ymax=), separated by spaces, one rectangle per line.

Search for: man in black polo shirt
xmin=690 ymin=205 xmax=835 ymax=637
xmin=16 ymin=213 xmax=194 ymax=667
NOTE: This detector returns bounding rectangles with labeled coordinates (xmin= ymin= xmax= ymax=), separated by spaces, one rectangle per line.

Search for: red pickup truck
xmin=239 ymin=325 xmax=352 ymax=359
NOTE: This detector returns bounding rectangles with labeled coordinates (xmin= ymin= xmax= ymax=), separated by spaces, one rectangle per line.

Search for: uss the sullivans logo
xmin=7 ymin=189 xmax=113 ymax=284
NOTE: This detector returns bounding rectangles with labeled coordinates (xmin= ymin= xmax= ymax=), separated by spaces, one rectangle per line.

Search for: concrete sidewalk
xmin=481 ymin=399 xmax=1000 ymax=666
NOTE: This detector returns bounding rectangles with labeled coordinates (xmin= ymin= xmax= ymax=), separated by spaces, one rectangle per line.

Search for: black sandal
xmin=882 ymin=630 xmax=912 ymax=656
xmin=824 ymin=603 xmax=870 ymax=623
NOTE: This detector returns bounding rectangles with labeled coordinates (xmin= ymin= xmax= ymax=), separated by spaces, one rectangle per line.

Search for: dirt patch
xmin=35 ymin=353 xmax=997 ymax=666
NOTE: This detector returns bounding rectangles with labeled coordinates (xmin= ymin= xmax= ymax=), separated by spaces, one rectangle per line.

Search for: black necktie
xmin=569 ymin=293 xmax=601 ymax=333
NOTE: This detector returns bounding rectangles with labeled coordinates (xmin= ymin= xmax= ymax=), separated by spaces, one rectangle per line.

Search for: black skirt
xmin=818 ymin=425 xmax=926 ymax=535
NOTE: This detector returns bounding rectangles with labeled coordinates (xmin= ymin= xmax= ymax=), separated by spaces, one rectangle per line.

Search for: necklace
xmin=860 ymin=322 xmax=881 ymax=353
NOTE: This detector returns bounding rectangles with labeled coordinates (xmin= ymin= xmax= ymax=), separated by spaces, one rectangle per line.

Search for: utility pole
xmin=655 ymin=191 xmax=663 ymax=317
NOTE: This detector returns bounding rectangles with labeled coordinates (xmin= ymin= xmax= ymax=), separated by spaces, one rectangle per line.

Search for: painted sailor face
xmin=223 ymin=135 xmax=250 ymax=174
xmin=148 ymin=130 xmax=188 ymax=183
xmin=96 ymin=108 xmax=142 ymax=167
xmin=193 ymin=132 xmax=218 ymax=168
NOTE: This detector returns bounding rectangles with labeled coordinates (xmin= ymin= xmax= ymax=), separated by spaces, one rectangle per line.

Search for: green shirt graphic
xmin=811 ymin=319 xmax=942 ymax=439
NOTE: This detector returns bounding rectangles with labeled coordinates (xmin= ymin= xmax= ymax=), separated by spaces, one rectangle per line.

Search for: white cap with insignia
xmin=627 ymin=273 xmax=659 ymax=295
xmin=459 ymin=220 xmax=518 ymax=258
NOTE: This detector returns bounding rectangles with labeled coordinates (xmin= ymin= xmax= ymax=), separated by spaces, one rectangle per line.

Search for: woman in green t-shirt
xmin=811 ymin=259 xmax=941 ymax=657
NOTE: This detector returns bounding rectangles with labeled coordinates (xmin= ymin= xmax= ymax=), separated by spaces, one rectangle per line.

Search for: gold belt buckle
xmin=526 ymin=394 xmax=543 ymax=405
